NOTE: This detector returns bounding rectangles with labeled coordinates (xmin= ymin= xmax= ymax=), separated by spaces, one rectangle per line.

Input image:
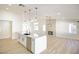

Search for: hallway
xmin=0 ymin=39 xmax=31 ymax=54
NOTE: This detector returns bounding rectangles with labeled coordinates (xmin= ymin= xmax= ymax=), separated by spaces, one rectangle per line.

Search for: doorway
xmin=0 ymin=20 xmax=12 ymax=39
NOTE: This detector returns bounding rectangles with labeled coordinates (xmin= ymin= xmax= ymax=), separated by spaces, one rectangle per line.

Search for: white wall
xmin=56 ymin=20 xmax=79 ymax=39
xmin=0 ymin=9 xmax=23 ymax=39
xmin=0 ymin=20 xmax=11 ymax=39
xmin=34 ymin=36 xmax=47 ymax=54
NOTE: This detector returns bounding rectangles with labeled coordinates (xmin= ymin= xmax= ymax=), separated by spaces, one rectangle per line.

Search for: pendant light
xmin=35 ymin=7 xmax=38 ymax=22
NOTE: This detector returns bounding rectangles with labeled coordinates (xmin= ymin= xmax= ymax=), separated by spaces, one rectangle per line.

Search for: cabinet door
xmin=27 ymin=37 xmax=32 ymax=52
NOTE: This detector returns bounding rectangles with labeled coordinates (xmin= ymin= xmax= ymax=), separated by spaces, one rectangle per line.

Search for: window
xmin=69 ymin=23 xmax=77 ymax=34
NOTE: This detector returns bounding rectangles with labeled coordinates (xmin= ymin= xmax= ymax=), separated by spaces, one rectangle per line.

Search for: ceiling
xmin=0 ymin=4 xmax=79 ymax=20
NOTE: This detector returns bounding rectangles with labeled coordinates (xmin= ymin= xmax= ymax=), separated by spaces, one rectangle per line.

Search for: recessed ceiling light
xmin=6 ymin=8 xmax=9 ymax=10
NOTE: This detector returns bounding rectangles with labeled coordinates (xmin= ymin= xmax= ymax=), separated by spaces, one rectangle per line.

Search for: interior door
xmin=0 ymin=20 xmax=12 ymax=39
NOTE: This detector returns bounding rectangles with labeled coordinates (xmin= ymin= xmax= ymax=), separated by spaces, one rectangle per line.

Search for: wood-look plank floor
xmin=42 ymin=37 xmax=79 ymax=54
xmin=0 ymin=39 xmax=31 ymax=54
xmin=1 ymin=37 xmax=79 ymax=54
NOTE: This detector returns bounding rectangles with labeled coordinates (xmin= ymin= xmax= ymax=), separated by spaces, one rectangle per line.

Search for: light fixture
xmin=30 ymin=7 xmax=38 ymax=22
xmin=34 ymin=7 xmax=38 ymax=21
xmin=28 ymin=9 xmax=31 ymax=21
xmin=19 ymin=4 xmax=27 ymax=22
xmin=24 ymin=10 xmax=27 ymax=22
xmin=18 ymin=4 xmax=25 ymax=7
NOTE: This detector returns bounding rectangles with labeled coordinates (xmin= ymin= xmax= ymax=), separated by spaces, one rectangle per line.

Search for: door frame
xmin=0 ymin=20 xmax=12 ymax=39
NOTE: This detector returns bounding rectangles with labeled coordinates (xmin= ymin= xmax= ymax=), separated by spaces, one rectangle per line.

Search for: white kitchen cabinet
xmin=19 ymin=35 xmax=27 ymax=48
xmin=18 ymin=35 xmax=33 ymax=53
xmin=34 ymin=36 xmax=47 ymax=54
